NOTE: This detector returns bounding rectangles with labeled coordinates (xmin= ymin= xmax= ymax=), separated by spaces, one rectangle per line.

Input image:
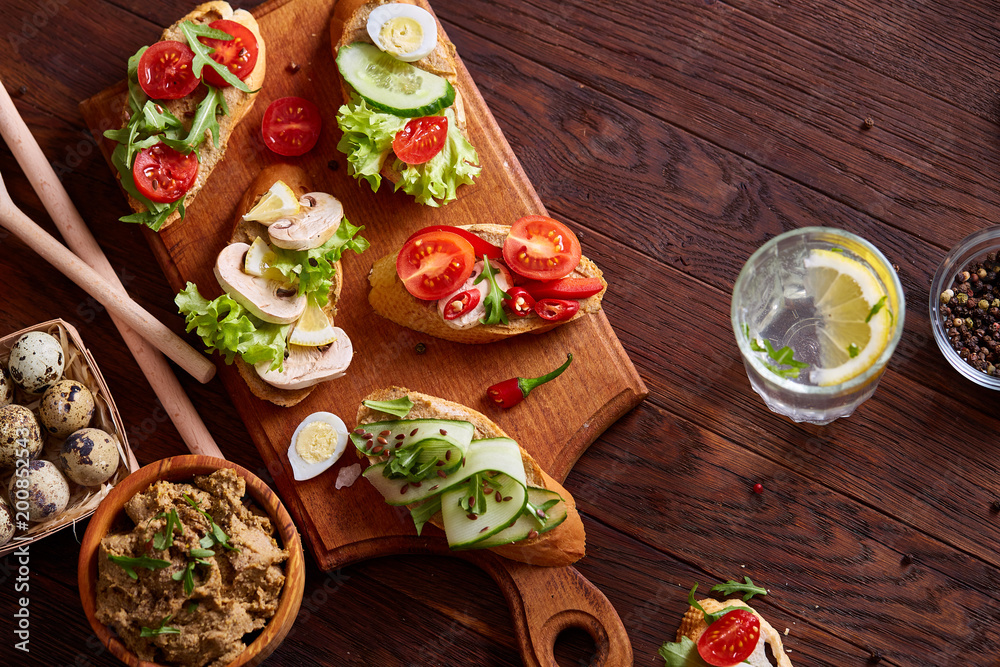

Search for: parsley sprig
xmin=474 ymin=256 xmax=510 ymax=326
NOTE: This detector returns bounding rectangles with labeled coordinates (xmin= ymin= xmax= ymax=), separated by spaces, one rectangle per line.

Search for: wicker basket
xmin=0 ymin=319 xmax=136 ymax=557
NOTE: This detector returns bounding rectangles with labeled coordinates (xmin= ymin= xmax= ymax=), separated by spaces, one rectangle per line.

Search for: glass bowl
xmin=929 ymin=226 xmax=1000 ymax=390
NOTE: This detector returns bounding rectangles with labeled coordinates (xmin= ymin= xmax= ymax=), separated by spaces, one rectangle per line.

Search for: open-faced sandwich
xmin=367 ymin=217 xmax=606 ymax=343
xmin=660 ymin=579 xmax=793 ymax=667
xmin=331 ymin=0 xmax=480 ymax=206
xmin=104 ymin=1 xmax=265 ymax=230
xmin=175 ymin=164 xmax=369 ymax=406
xmin=354 ymin=387 xmax=586 ymax=566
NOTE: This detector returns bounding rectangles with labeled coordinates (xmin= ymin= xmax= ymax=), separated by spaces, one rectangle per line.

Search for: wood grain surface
xmin=1 ymin=0 xmax=999 ymax=666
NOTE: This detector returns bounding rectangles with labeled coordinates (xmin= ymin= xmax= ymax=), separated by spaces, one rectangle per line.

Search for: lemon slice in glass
xmin=243 ymin=180 xmax=301 ymax=224
xmin=804 ymin=248 xmax=892 ymax=386
xmin=288 ymin=301 xmax=338 ymax=347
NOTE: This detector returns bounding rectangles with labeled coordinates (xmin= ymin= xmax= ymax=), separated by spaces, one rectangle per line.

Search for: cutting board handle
xmin=471 ymin=553 xmax=633 ymax=666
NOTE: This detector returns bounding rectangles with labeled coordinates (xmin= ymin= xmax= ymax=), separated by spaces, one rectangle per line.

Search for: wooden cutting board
xmin=81 ymin=0 xmax=645 ymax=663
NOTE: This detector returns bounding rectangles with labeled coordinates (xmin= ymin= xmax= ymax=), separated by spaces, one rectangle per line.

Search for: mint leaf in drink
xmin=866 ymin=295 xmax=888 ymax=323
xmin=848 ymin=343 xmax=860 ymax=358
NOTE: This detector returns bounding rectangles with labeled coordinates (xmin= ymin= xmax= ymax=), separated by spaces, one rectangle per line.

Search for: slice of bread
xmin=330 ymin=0 xmax=471 ymax=188
xmin=119 ymin=1 xmax=266 ymax=230
xmin=676 ymin=598 xmax=794 ymax=667
xmin=367 ymin=224 xmax=607 ymax=344
xmin=228 ymin=164 xmax=344 ymax=407
xmin=356 ymin=386 xmax=586 ymax=567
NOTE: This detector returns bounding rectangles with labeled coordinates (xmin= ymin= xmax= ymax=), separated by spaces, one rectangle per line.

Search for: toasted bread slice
xmin=330 ymin=0 xmax=470 ymax=187
xmin=356 ymin=387 xmax=586 ymax=567
xmin=677 ymin=598 xmax=794 ymax=667
xmin=120 ymin=2 xmax=266 ymax=230
xmin=229 ymin=164 xmax=344 ymax=407
xmin=367 ymin=224 xmax=606 ymax=344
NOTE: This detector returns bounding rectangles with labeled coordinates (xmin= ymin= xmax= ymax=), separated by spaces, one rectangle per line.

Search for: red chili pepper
xmin=535 ymin=298 xmax=580 ymax=322
xmin=504 ymin=287 xmax=536 ymax=317
xmin=486 ymin=353 xmax=573 ymax=408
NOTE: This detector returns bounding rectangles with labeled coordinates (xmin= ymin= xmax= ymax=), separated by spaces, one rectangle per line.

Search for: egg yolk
xmin=379 ymin=17 xmax=423 ymax=56
xmin=295 ymin=422 xmax=338 ymax=463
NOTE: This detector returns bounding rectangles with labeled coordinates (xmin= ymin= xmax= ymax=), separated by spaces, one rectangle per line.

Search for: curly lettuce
xmin=269 ymin=217 xmax=370 ymax=305
xmin=336 ymin=100 xmax=480 ymax=206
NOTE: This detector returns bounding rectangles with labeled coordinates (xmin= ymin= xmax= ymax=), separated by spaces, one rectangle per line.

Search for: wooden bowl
xmin=77 ymin=455 xmax=305 ymax=667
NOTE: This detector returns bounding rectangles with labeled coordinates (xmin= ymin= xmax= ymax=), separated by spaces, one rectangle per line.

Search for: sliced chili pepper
xmin=504 ymin=287 xmax=536 ymax=317
xmin=486 ymin=353 xmax=573 ymax=409
xmin=519 ymin=277 xmax=604 ymax=300
xmin=535 ymin=298 xmax=580 ymax=322
xmin=442 ymin=289 xmax=481 ymax=320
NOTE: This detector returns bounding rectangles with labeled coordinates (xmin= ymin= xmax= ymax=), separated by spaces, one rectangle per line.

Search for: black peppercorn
xmin=414 ymin=342 xmax=427 ymax=354
xmin=992 ymin=500 xmax=1000 ymax=513
xmin=867 ymin=646 xmax=883 ymax=664
xmin=900 ymin=553 xmax=913 ymax=565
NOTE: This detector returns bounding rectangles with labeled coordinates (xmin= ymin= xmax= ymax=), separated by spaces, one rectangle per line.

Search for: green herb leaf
xmin=847 ymin=343 xmax=860 ymax=358
xmin=182 ymin=493 xmax=239 ymax=552
xmin=459 ymin=473 xmax=487 ymax=515
xmin=172 ymin=561 xmax=196 ymax=596
xmin=866 ymin=295 xmax=888 ymax=323
xmin=474 ymin=256 xmax=510 ymax=325
xmin=187 ymin=602 xmax=199 ymax=614
xmin=658 ymin=636 xmax=712 ymax=667
xmin=152 ymin=508 xmax=185 ymax=551
xmin=179 ymin=21 xmax=254 ymax=93
xmin=686 ymin=583 xmax=751 ymax=624
xmin=710 ymin=576 xmax=768 ymax=602
xmin=189 ymin=548 xmax=215 ymax=559
xmin=409 ymin=496 xmax=441 ymax=536
xmin=108 ymin=554 xmax=171 ymax=579
xmin=140 ymin=615 xmax=180 ymax=637
xmin=752 ymin=338 xmax=809 ymax=378
xmin=362 ymin=396 xmax=414 ymax=418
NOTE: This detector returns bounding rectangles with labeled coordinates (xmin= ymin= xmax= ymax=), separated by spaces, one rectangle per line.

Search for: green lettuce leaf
xmin=269 ymin=217 xmax=369 ymax=304
xmin=658 ymin=637 xmax=712 ymax=667
xmin=174 ymin=283 xmax=288 ymax=371
xmin=335 ymin=100 xmax=480 ymax=206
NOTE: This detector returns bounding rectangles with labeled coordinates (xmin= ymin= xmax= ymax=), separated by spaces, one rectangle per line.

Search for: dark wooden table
xmin=1 ymin=0 xmax=998 ymax=665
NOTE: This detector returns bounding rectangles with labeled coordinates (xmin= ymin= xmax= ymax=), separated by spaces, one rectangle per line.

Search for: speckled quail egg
xmin=8 ymin=460 xmax=70 ymax=522
xmin=39 ymin=380 xmax=95 ymax=440
xmin=0 ymin=497 xmax=14 ymax=547
xmin=287 ymin=412 xmax=348 ymax=481
xmin=0 ymin=405 xmax=42 ymax=472
xmin=0 ymin=367 xmax=14 ymax=408
xmin=60 ymin=428 xmax=119 ymax=487
xmin=367 ymin=3 xmax=438 ymax=62
xmin=8 ymin=332 xmax=64 ymax=394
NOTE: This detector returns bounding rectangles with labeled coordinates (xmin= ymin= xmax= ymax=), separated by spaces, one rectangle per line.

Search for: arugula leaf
xmin=866 ymin=295 xmax=888 ymax=323
xmin=179 ymin=21 xmax=253 ymax=93
xmin=162 ymin=86 xmax=227 ymax=154
xmin=152 ymin=508 xmax=184 ymax=551
xmin=108 ymin=554 xmax=171 ymax=579
xmin=125 ymin=46 xmax=149 ymax=115
xmin=710 ymin=576 xmax=768 ymax=602
xmin=687 ymin=584 xmax=750 ymax=624
xmin=362 ymin=396 xmax=414 ymax=418
xmin=658 ymin=636 xmax=711 ymax=667
xmin=409 ymin=496 xmax=441 ymax=536
xmin=172 ymin=561 xmax=197 ymax=596
xmin=459 ymin=473 xmax=487 ymax=515
xmin=140 ymin=615 xmax=181 ymax=637
xmin=474 ymin=257 xmax=510 ymax=325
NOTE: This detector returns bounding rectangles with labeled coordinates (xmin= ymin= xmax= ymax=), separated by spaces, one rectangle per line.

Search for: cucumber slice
xmin=441 ymin=472 xmax=527 ymax=548
xmin=465 ymin=487 xmax=568 ymax=549
xmin=352 ymin=418 xmax=474 ymax=482
xmin=336 ymin=42 xmax=456 ymax=117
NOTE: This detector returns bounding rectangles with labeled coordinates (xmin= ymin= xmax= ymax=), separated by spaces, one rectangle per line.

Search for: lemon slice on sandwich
xmin=288 ymin=301 xmax=338 ymax=347
xmin=243 ymin=180 xmax=301 ymax=224
xmin=804 ymin=249 xmax=892 ymax=386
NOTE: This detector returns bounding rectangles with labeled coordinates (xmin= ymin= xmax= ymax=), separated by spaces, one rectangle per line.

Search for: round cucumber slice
xmin=336 ymin=42 xmax=456 ymax=117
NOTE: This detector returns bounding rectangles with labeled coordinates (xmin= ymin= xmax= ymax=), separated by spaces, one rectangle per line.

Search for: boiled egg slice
xmin=367 ymin=3 xmax=438 ymax=62
xmin=287 ymin=412 xmax=348 ymax=481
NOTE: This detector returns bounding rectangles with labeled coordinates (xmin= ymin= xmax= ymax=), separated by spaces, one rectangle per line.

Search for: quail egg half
xmin=287 ymin=412 xmax=348 ymax=481
xmin=367 ymin=3 xmax=437 ymax=62
xmin=9 ymin=331 xmax=64 ymax=394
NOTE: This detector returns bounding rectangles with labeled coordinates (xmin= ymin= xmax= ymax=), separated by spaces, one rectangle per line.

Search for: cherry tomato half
xmin=503 ymin=215 xmax=582 ymax=281
xmin=404 ymin=225 xmax=503 ymax=260
xmin=132 ymin=143 xmax=198 ymax=204
xmin=393 ymin=116 xmax=448 ymax=165
xmin=442 ymin=289 xmax=481 ymax=320
xmin=534 ymin=298 xmax=580 ymax=322
xmin=198 ymin=19 xmax=259 ymax=87
xmin=504 ymin=287 xmax=536 ymax=317
xmin=519 ymin=277 xmax=604 ymax=300
xmin=137 ymin=41 xmax=199 ymax=100
xmin=397 ymin=230 xmax=476 ymax=301
xmin=261 ymin=97 xmax=322 ymax=157
xmin=696 ymin=610 xmax=761 ymax=667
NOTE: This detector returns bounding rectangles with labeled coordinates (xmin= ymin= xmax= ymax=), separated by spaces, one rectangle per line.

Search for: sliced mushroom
xmin=214 ymin=243 xmax=306 ymax=324
xmin=267 ymin=193 xmax=344 ymax=251
xmin=255 ymin=330 xmax=354 ymax=390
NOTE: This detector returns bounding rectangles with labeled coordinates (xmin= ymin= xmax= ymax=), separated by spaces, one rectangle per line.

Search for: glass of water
xmin=731 ymin=227 xmax=905 ymax=425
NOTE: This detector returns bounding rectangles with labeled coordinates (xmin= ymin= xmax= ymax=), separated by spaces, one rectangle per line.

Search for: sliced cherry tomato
xmin=404 ymin=225 xmax=503 ymax=260
xmin=442 ymin=289 xmax=481 ymax=320
xmin=503 ymin=215 xmax=582 ymax=281
xmin=504 ymin=287 xmax=536 ymax=317
xmin=393 ymin=116 xmax=448 ymax=165
xmin=397 ymin=230 xmax=476 ymax=301
xmin=132 ymin=143 xmax=198 ymax=203
xmin=519 ymin=277 xmax=604 ymax=300
xmin=198 ymin=19 xmax=259 ymax=87
xmin=137 ymin=41 xmax=199 ymax=100
xmin=534 ymin=298 xmax=580 ymax=322
xmin=261 ymin=97 xmax=322 ymax=156
xmin=696 ymin=610 xmax=761 ymax=667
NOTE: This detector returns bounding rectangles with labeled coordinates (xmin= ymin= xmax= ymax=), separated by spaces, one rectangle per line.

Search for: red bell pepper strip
xmin=403 ymin=225 xmax=503 ymax=259
xmin=486 ymin=353 xmax=573 ymax=409
xmin=519 ymin=277 xmax=604 ymax=300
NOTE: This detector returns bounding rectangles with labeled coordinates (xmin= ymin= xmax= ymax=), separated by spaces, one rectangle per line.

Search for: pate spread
xmin=96 ymin=469 xmax=287 ymax=667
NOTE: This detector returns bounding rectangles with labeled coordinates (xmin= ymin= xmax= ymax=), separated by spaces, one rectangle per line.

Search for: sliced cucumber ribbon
xmin=351 ymin=418 xmax=474 ymax=483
